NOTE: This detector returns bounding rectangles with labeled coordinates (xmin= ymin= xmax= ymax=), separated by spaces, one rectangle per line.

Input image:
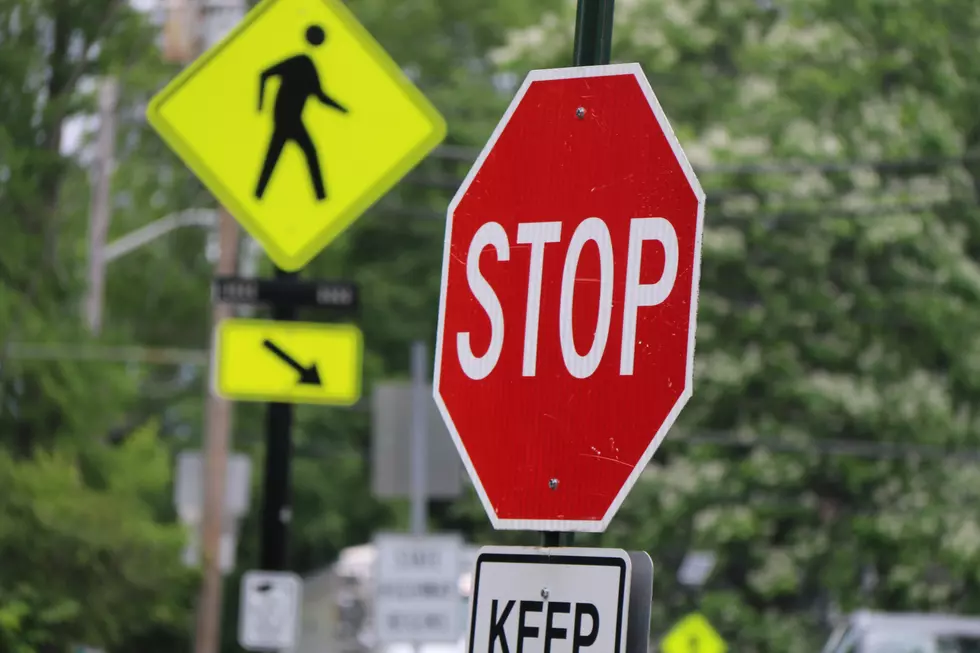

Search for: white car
xmin=822 ymin=610 xmax=980 ymax=653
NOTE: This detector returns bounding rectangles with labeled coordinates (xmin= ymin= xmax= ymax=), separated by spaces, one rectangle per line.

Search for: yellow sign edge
xmin=146 ymin=0 xmax=447 ymax=272
xmin=661 ymin=613 xmax=727 ymax=653
xmin=212 ymin=318 xmax=364 ymax=406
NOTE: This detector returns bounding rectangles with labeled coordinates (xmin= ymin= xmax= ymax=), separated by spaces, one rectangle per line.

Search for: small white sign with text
xmin=467 ymin=547 xmax=631 ymax=653
xmin=374 ymin=533 xmax=463 ymax=644
xmin=238 ymin=570 xmax=303 ymax=651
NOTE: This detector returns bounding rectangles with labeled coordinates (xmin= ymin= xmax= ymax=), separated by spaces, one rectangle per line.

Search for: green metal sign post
xmin=541 ymin=0 xmax=615 ymax=550
xmin=573 ymin=0 xmax=615 ymax=66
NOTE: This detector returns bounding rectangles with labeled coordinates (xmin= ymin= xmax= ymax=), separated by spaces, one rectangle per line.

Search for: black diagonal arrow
xmin=262 ymin=339 xmax=322 ymax=386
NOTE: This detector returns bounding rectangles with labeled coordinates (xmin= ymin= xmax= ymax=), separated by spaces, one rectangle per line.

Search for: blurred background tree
xmin=3 ymin=0 xmax=980 ymax=650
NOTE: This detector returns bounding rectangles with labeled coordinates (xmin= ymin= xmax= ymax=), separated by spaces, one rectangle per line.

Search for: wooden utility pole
xmin=195 ymin=208 xmax=238 ymax=653
xmin=163 ymin=0 xmax=242 ymax=650
xmin=84 ymin=77 xmax=118 ymax=335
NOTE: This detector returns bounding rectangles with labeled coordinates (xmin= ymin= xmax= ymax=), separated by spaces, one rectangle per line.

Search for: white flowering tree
xmin=484 ymin=0 xmax=980 ymax=649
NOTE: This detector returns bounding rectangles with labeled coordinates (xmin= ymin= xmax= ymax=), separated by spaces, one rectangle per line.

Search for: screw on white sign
xmin=238 ymin=570 xmax=303 ymax=651
xmin=456 ymin=217 xmax=678 ymax=381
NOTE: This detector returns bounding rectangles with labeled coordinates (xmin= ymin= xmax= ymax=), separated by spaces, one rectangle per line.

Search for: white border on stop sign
xmin=432 ymin=62 xmax=706 ymax=533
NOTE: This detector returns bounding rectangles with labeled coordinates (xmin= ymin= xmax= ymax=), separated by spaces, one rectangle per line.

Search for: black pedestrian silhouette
xmin=254 ymin=24 xmax=348 ymax=202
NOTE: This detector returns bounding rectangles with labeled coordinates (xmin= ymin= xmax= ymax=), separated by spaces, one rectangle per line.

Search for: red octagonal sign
xmin=433 ymin=64 xmax=705 ymax=532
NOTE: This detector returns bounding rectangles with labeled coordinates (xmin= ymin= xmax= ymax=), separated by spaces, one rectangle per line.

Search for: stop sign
xmin=433 ymin=64 xmax=705 ymax=531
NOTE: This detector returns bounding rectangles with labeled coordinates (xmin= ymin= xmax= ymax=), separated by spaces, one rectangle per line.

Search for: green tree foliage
xmin=0 ymin=0 xmax=198 ymax=648
xmin=0 ymin=422 xmax=194 ymax=652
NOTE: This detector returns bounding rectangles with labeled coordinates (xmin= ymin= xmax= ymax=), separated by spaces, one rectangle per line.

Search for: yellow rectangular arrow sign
xmin=214 ymin=318 xmax=362 ymax=405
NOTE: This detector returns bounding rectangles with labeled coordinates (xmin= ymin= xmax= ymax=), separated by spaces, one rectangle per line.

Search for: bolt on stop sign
xmin=434 ymin=64 xmax=705 ymax=532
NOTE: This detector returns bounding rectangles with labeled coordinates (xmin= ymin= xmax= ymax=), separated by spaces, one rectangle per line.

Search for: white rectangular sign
xmin=467 ymin=547 xmax=631 ymax=653
xmin=238 ymin=570 xmax=303 ymax=651
xmin=174 ymin=450 xmax=252 ymax=522
xmin=374 ymin=532 xmax=463 ymax=643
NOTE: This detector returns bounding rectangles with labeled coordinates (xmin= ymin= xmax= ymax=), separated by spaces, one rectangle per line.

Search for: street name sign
xmin=239 ymin=570 xmax=303 ymax=651
xmin=467 ymin=547 xmax=631 ymax=653
xmin=433 ymin=63 xmax=705 ymax=531
xmin=373 ymin=533 xmax=463 ymax=644
xmin=213 ymin=276 xmax=358 ymax=309
xmin=146 ymin=0 xmax=447 ymax=271
xmin=214 ymin=318 xmax=362 ymax=405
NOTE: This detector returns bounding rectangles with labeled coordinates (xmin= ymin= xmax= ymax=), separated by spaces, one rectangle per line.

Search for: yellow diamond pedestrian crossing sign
xmin=661 ymin=612 xmax=727 ymax=653
xmin=147 ymin=0 xmax=446 ymax=271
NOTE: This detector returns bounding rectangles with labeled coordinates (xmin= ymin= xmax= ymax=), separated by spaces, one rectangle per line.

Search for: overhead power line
xmin=374 ymin=198 xmax=964 ymax=223
xmin=6 ymin=341 xmax=977 ymax=462
xmin=399 ymin=169 xmax=969 ymax=221
xmin=431 ymin=144 xmax=980 ymax=175
xmin=679 ymin=431 xmax=980 ymax=462
xmin=5 ymin=342 xmax=208 ymax=366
